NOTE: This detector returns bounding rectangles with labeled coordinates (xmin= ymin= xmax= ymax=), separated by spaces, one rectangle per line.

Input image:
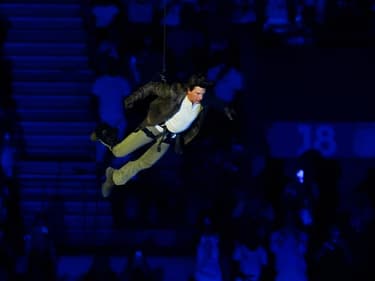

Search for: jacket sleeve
xmin=124 ymin=82 xmax=167 ymax=108
xmin=205 ymin=89 xmax=244 ymax=121
xmin=181 ymin=107 xmax=207 ymax=145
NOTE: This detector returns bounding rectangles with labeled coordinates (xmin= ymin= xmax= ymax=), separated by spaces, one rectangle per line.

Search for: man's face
xmin=187 ymin=86 xmax=206 ymax=104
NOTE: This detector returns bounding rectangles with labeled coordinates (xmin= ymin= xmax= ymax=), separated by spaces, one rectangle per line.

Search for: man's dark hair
xmin=186 ymin=74 xmax=213 ymax=91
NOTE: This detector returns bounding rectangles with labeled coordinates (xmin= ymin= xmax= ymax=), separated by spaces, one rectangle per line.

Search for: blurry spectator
xmin=120 ymin=248 xmax=159 ymax=281
xmin=90 ymin=57 xmax=131 ymax=168
xmin=296 ymin=150 xmax=340 ymax=235
xmin=314 ymin=0 xmax=327 ymax=24
xmin=311 ymin=223 xmax=352 ymax=281
xmin=231 ymin=0 xmax=257 ymax=25
xmin=0 ymin=130 xmax=17 ymax=179
xmin=205 ymin=43 xmax=245 ymax=149
xmin=158 ymin=1 xmax=207 ymax=80
xmin=346 ymin=192 xmax=375 ymax=281
xmin=0 ymin=182 xmax=17 ymax=281
xmin=23 ymin=213 xmax=58 ymax=281
xmin=299 ymin=0 xmax=318 ymax=30
xmin=348 ymin=190 xmax=374 ymax=235
xmin=89 ymin=0 xmax=124 ymax=45
xmin=158 ymin=0 xmax=184 ymax=27
xmin=270 ymin=211 xmax=309 ymax=281
xmin=264 ymin=0 xmax=289 ymax=32
xmin=206 ymin=48 xmax=244 ymax=109
xmin=229 ymin=0 xmax=257 ymax=47
xmin=127 ymin=34 xmax=164 ymax=87
xmin=84 ymin=0 xmax=125 ymax=70
xmin=357 ymin=168 xmax=375 ymax=210
xmin=231 ymin=187 xmax=275 ymax=246
xmin=198 ymin=0 xmax=231 ymax=45
xmin=0 ymin=228 xmax=16 ymax=281
xmin=193 ymin=214 xmax=226 ymax=281
xmin=280 ymin=178 xmax=319 ymax=228
xmin=1 ymin=164 xmax=23 ymax=255
xmin=232 ymin=231 xmax=268 ymax=281
xmin=182 ymin=1 xmax=210 ymax=77
xmin=0 ymin=174 xmax=9 ymax=228
xmin=80 ymin=255 xmax=119 ymax=281
xmin=124 ymin=0 xmax=157 ymax=56
xmin=97 ymin=38 xmax=120 ymax=61
xmin=253 ymin=157 xmax=289 ymax=220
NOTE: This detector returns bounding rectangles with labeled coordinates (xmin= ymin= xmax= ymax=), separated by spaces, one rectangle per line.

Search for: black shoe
xmin=91 ymin=122 xmax=118 ymax=148
xmin=102 ymin=167 xmax=115 ymax=198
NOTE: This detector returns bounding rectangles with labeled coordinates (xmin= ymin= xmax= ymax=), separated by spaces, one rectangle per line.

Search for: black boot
xmin=90 ymin=122 xmax=118 ymax=148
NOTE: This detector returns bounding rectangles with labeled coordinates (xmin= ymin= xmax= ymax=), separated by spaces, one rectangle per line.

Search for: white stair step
xmin=13 ymin=81 xmax=91 ymax=95
xmin=22 ymin=150 xmax=94 ymax=160
xmin=19 ymin=177 xmax=97 ymax=187
xmin=19 ymin=121 xmax=95 ymax=135
xmin=17 ymin=160 xmax=97 ymax=174
xmin=63 ymin=228 xmax=181 ymax=246
xmin=9 ymin=55 xmax=89 ymax=69
xmin=7 ymin=29 xmax=87 ymax=43
xmin=17 ymin=110 xmax=95 ymax=122
xmin=0 ymin=4 xmax=81 ymax=17
xmin=4 ymin=43 xmax=87 ymax=56
xmin=12 ymin=69 xmax=93 ymax=82
xmin=19 ymin=174 xmax=96 ymax=181
xmin=23 ymin=135 xmax=93 ymax=147
xmin=6 ymin=0 xmax=81 ymax=3
xmin=20 ymin=187 xmax=99 ymax=202
xmin=22 ymin=215 xmax=114 ymax=233
xmin=65 ymin=214 xmax=113 ymax=228
xmin=21 ymin=202 xmax=112 ymax=217
xmin=8 ymin=16 xmax=82 ymax=29
xmin=20 ymin=201 xmax=46 ymax=213
xmin=21 ymin=135 xmax=94 ymax=158
xmin=14 ymin=95 xmax=92 ymax=110
xmin=19 ymin=184 xmax=99 ymax=198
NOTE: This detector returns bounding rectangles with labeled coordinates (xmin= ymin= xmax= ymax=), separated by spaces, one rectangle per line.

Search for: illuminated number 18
xmin=297 ymin=124 xmax=337 ymax=157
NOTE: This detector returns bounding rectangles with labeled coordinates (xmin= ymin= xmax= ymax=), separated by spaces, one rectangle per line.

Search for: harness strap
xmin=141 ymin=126 xmax=175 ymax=152
xmin=156 ymin=127 xmax=168 ymax=152
xmin=142 ymin=127 xmax=157 ymax=139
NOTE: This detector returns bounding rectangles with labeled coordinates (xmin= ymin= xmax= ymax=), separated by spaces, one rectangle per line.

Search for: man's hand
xmin=224 ymin=106 xmax=236 ymax=121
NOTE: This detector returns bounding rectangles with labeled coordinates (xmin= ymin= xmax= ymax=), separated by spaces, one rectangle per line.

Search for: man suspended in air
xmin=91 ymin=74 xmax=215 ymax=198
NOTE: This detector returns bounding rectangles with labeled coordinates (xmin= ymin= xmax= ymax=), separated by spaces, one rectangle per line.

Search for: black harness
xmin=142 ymin=125 xmax=176 ymax=152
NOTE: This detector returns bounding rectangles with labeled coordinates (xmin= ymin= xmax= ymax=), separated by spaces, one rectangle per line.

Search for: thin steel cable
xmin=162 ymin=0 xmax=167 ymax=75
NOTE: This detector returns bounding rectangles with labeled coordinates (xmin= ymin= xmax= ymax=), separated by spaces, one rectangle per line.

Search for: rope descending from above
xmin=160 ymin=0 xmax=167 ymax=83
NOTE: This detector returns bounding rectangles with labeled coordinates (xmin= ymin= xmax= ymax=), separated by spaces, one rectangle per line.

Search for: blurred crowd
xmin=1 ymin=149 xmax=374 ymax=281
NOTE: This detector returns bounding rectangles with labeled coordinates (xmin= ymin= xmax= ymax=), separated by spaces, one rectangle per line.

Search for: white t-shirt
xmin=92 ymin=75 xmax=131 ymax=125
xmin=164 ymin=95 xmax=201 ymax=133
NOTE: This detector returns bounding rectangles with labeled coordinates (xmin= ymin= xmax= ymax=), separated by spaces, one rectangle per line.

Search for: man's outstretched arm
xmin=124 ymin=82 xmax=167 ymax=109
